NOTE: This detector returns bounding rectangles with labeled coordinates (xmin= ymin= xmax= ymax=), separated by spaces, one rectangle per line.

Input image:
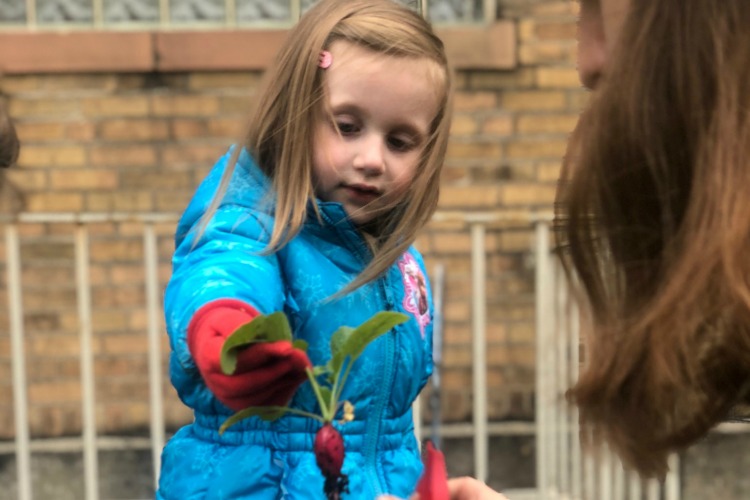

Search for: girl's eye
xmin=387 ymin=135 xmax=416 ymax=152
xmin=335 ymin=121 xmax=359 ymax=135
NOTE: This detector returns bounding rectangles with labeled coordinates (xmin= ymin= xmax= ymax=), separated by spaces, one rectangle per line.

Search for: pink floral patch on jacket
xmin=399 ymin=253 xmax=431 ymax=337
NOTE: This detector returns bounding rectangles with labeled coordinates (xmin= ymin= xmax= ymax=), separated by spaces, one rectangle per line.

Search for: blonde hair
xmin=203 ymin=0 xmax=452 ymax=293
xmin=557 ymin=0 xmax=750 ymax=478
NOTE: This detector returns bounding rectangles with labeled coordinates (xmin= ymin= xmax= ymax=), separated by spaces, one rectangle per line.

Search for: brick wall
xmin=0 ymin=0 xmax=585 ymax=438
xmin=417 ymin=0 xmax=583 ymax=423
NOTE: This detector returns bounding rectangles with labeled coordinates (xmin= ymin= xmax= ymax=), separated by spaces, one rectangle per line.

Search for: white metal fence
xmin=1 ymin=211 xmax=681 ymax=499
xmin=532 ymin=221 xmax=679 ymax=500
xmin=3 ymin=212 xmax=176 ymax=500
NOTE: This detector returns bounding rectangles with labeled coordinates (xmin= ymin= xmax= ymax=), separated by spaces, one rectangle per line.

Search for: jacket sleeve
xmin=165 ymin=205 xmax=286 ymax=374
xmin=164 ymin=151 xmax=286 ymax=375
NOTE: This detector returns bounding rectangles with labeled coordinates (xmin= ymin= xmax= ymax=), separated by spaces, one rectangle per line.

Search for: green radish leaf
xmin=292 ymin=339 xmax=309 ymax=352
xmin=328 ymin=326 xmax=355 ymax=376
xmin=330 ymin=326 xmax=356 ymax=357
xmin=219 ymin=406 xmax=289 ymax=434
xmin=220 ymin=312 xmax=293 ymax=375
xmin=329 ymin=312 xmax=409 ymax=376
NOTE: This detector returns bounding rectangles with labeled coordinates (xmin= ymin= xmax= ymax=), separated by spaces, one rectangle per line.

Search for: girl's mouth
xmin=344 ymin=184 xmax=381 ymax=204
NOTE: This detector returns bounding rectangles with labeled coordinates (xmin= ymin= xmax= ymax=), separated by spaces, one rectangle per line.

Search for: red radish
xmin=315 ymin=423 xmax=344 ymax=477
xmin=314 ymin=423 xmax=349 ymax=499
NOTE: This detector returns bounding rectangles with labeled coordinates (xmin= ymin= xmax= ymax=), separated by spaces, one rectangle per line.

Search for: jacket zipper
xmin=363 ymin=274 xmax=396 ymax=496
xmin=320 ymin=208 xmax=397 ymax=496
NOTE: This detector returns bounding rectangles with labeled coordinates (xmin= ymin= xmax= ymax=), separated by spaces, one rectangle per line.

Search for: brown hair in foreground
xmin=557 ymin=0 xmax=750 ymax=478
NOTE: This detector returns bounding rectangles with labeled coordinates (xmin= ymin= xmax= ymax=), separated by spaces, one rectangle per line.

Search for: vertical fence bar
xmin=76 ymin=225 xmax=99 ymax=500
xmin=584 ymin=436 xmax=595 ymax=500
xmin=484 ymin=0 xmax=495 ymax=23
xmin=534 ymin=221 xmax=551 ymax=496
xmin=628 ymin=473 xmax=642 ymax=500
xmin=546 ymin=258 xmax=559 ymax=495
xmin=291 ymin=0 xmax=302 ymax=22
xmin=430 ymin=263 xmax=445 ymax=451
xmin=412 ymin=377 xmax=422 ymax=448
xmin=599 ymin=449 xmax=613 ymax=500
xmin=464 ymin=0 xmax=475 ymax=22
xmin=555 ymin=265 xmax=570 ymax=495
xmin=144 ymin=224 xmax=165 ymax=489
xmin=646 ymin=478 xmax=659 ymax=500
xmin=570 ymin=296 xmax=582 ymax=500
xmin=470 ymin=222 xmax=488 ymax=482
xmin=25 ymin=0 xmax=36 ymax=26
xmin=159 ymin=0 xmax=169 ymax=27
xmin=92 ymin=0 xmax=103 ymax=27
xmin=549 ymin=259 xmax=559 ymax=497
xmin=614 ymin=461 xmax=625 ymax=499
xmin=412 ymin=397 xmax=422 ymax=448
xmin=225 ymin=0 xmax=235 ymax=26
xmin=666 ymin=454 xmax=680 ymax=500
xmin=6 ymin=225 xmax=32 ymax=500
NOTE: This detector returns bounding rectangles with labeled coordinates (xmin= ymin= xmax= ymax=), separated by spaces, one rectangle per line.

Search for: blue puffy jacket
xmin=157 ymin=148 xmax=434 ymax=499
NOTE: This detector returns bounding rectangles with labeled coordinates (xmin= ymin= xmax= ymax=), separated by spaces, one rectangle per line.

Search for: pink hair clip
xmin=318 ymin=50 xmax=332 ymax=69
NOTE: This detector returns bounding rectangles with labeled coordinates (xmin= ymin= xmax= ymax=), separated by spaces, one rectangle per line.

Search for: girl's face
xmin=578 ymin=0 xmax=631 ymax=89
xmin=312 ymin=41 xmax=442 ymax=226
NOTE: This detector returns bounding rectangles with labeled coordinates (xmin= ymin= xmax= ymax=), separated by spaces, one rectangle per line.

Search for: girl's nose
xmin=353 ymin=136 xmax=386 ymax=175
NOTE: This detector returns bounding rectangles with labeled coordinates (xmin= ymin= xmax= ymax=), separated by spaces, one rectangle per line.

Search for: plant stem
xmin=278 ymin=407 xmax=326 ymax=422
xmin=333 ymin=357 xmax=355 ymax=408
xmin=306 ymin=367 xmax=333 ymax=422
xmin=329 ymin=362 xmax=343 ymax=414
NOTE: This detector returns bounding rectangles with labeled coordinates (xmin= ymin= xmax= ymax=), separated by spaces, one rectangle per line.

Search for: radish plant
xmin=218 ymin=310 xmax=408 ymax=499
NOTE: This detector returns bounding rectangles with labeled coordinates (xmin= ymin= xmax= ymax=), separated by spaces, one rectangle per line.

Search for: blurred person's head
xmin=576 ymin=0 xmax=630 ymax=90
xmin=1 ymin=100 xmax=19 ymax=168
xmin=558 ymin=0 xmax=750 ymax=477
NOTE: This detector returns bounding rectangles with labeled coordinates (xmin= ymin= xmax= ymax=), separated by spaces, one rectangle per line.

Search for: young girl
xmin=157 ymin=0 xmax=452 ymax=498
xmin=559 ymin=0 xmax=750 ymax=479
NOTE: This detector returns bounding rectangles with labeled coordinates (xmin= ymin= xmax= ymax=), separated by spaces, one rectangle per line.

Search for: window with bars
xmin=0 ymin=0 xmax=495 ymax=29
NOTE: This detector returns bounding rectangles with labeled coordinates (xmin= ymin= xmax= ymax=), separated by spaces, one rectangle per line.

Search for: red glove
xmin=416 ymin=441 xmax=450 ymax=500
xmin=187 ymin=299 xmax=312 ymax=411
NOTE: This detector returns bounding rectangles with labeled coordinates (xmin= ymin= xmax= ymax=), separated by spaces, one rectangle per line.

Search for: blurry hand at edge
xmin=377 ymin=476 xmax=509 ymax=500
xmin=447 ymin=477 xmax=509 ymax=499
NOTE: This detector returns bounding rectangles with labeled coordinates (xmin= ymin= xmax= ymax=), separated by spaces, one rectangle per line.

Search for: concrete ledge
xmin=0 ymin=22 xmax=516 ymax=74
xmin=155 ymin=30 xmax=291 ymax=71
xmin=0 ymin=32 xmax=153 ymax=74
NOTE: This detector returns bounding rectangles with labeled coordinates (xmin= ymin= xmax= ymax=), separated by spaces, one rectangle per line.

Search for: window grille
xmin=0 ymin=0 xmax=495 ymax=30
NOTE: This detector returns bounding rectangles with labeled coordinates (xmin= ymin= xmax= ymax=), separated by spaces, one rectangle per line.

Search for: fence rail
xmin=2 ymin=211 xmax=685 ymax=499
